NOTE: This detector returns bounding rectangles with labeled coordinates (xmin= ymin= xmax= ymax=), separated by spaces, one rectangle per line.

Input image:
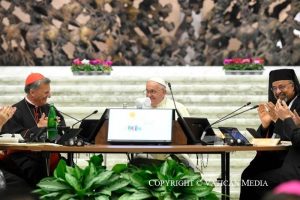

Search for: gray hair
xmin=24 ymin=78 xmax=51 ymax=94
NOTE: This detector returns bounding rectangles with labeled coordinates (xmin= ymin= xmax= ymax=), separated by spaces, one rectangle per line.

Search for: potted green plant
xmin=114 ymin=158 xmax=219 ymax=199
xmin=33 ymin=155 xmax=130 ymax=199
xmin=71 ymin=58 xmax=113 ymax=75
xmin=34 ymin=155 xmax=220 ymax=199
xmin=223 ymin=58 xmax=264 ymax=75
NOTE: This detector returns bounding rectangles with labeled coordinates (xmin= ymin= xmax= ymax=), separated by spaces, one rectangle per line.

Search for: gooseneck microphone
xmin=215 ymin=105 xmax=259 ymax=125
xmin=168 ymin=82 xmax=203 ymax=145
xmin=71 ymin=110 xmax=98 ymax=128
xmin=208 ymin=102 xmax=251 ymax=130
xmin=203 ymin=104 xmax=259 ymax=133
xmin=168 ymin=82 xmax=180 ymax=117
xmin=58 ymin=110 xmax=80 ymax=122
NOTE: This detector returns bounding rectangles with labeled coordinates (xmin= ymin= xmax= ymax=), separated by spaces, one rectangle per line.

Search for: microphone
xmin=208 ymin=102 xmax=251 ymax=129
xmin=217 ymin=105 xmax=259 ymax=124
xmin=58 ymin=110 xmax=80 ymax=122
xmin=204 ymin=105 xmax=259 ymax=132
xmin=201 ymin=102 xmax=251 ymax=141
xmin=135 ymin=97 xmax=151 ymax=109
xmin=71 ymin=110 xmax=98 ymax=128
xmin=167 ymin=82 xmax=182 ymax=118
xmin=168 ymin=82 xmax=204 ymax=144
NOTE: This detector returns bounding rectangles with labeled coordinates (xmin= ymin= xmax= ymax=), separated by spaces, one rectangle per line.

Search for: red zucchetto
xmin=25 ymin=73 xmax=45 ymax=86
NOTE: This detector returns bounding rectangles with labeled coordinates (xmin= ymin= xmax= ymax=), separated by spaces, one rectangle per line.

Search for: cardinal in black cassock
xmin=1 ymin=73 xmax=65 ymax=186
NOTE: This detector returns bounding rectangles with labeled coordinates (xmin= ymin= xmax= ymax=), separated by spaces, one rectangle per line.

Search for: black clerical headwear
xmin=268 ymin=69 xmax=300 ymax=103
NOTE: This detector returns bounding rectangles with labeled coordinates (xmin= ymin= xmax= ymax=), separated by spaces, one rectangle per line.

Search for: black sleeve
xmin=257 ymin=122 xmax=275 ymax=138
xmin=288 ymin=100 xmax=300 ymax=147
xmin=282 ymin=117 xmax=298 ymax=140
xmin=1 ymin=109 xmax=43 ymax=140
xmin=291 ymin=128 xmax=300 ymax=147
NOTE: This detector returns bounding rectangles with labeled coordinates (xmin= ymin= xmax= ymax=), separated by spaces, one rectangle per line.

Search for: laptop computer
xmin=183 ymin=117 xmax=216 ymax=145
xmin=78 ymin=109 xmax=109 ymax=144
xmin=218 ymin=127 xmax=252 ymax=146
xmin=107 ymin=108 xmax=174 ymax=144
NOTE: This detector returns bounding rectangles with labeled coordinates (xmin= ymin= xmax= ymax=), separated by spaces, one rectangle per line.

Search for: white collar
xmin=288 ymin=95 xmax=297 ymax=109
xmin=25 ymin=97 xmax=38 ymax=108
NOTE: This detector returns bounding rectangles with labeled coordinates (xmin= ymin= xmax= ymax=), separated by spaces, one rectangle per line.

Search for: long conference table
xmin=0 ymin=143 xmax=289 ymax=200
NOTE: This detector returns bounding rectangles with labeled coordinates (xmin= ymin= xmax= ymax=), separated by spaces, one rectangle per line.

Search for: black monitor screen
xmin=79 ymin=109 xmax=109 ymax=143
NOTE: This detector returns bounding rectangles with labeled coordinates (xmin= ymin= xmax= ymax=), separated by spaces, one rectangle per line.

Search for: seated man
xmin=243 ymin=99 xmax=300 ymax=198
xmin=1 ymin=73 xmax=65 ymax=186
xmin=240 ymin=69 xmax=300 ymax=199
xmin=145 ymin=77 xmax=189 ymax=117
xmin=132 ymin=77 xmax=196 ymax=168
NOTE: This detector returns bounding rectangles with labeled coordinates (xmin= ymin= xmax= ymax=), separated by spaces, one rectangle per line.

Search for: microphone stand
xmin=168 ymin=83 xmax=204 ymax=144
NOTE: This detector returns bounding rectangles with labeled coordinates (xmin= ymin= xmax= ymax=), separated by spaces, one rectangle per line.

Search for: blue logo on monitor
xmin=128 ymin=125 xmax=142 ymax=132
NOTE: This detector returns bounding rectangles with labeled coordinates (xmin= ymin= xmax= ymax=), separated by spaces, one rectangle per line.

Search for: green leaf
xmin=73 ymin=165 xmax=83 ymax=180
xmin=58 ymin=193 xmax=77 ymax=200
xmin=106 ymin=173 xmax=119 ymax=184
xmin=95 ymin=170 xmax=114 ymax=185
xmin=98 ymin=188 xmax=112 ymax=196
xmin=95 ymin=195 xmax=110 ymax=200
xmin=130 ymin=172 xmax=148 ymax=188
xmin=39 ymin=192 xmax=60 ymax=199
xmin=32 ymin=188 xmax=44 ymax=194
xmin=85 ymin=170 xmax=113 ymax=189
xmin=112 ymin=163 xmax=128 ymax=173
xmin=36 ymin=180 xmax=71 ymax=192
xmin=83 ymin=162 xmax=97 ymax=186
xmin=118 ymin=193 xmax=131 ymax=200
xmin=184 ymin=184 xmax=214 ymax=197
xmin=118 ymin=191 xmax=151 ymax=200
xmin=89 ymin=154 xmax=104 ymax=167
xmin=159 ymin=160 xmax=170 ymax=176
xmin=65 ymin=173 xmax=81 ymax=191
xmin=117 ymin=186 xmax=139 ymax=193
xmin=66 ymin=164 xmax=82 ymax=178
xmin=105 ymin=178 xmax=130 ymax=191
xmin=54 ymin=159 xmax=67 ymax=179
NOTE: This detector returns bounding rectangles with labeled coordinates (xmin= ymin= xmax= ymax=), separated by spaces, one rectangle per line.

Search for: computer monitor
xmin=183 ymin=117 xmax=216 ymax=145
xmin=78 ymin=109 xmax=109 ymax=143
xmin=107 ymin=108 xmax=174 ymax=144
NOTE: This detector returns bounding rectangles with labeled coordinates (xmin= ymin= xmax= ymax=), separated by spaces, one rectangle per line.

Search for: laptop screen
xmin=107 ymin=108 xmax=174 ymax=144
xmin=218 ymin=127 xmax=251 ymax=145
xmin=183 ymin=117 xmax=215 ymax=138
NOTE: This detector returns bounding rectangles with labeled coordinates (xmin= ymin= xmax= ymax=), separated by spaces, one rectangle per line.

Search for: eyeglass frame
xmin=144 ymin=88 xmax=165 ymax=95
xmin=270 ymin=81 xmax=294 ymax=93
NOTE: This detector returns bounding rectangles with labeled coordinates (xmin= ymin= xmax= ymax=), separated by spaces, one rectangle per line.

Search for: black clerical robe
xmin=240 ymin=95 xmax=300 ymax=200
xmin=1 ymin=98 xmax=65 ymax=186
xmin=2 ymin=98 xmax=65 ymax=140
xmin=240 ymin=118 xmax=300 ymax=199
